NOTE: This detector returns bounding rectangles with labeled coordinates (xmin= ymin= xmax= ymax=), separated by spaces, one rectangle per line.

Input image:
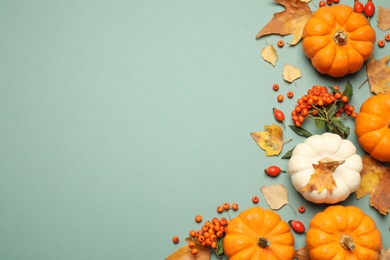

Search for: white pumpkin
xmin=288 ymin=133 xmax=362 ymax=204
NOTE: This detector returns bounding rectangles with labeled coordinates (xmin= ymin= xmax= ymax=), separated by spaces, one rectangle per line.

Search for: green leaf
xmin=315 ymin=119 xmax=325 ymax=129
xmin=282 ymin=147 xmax=295 ymax=159
xmin=343 ymin=81 xmax=353 ymax=100
xmin=215 ymin=236 xmax=224 ymax=257
xmin=288 ymin=125 xmax=312 ymax=138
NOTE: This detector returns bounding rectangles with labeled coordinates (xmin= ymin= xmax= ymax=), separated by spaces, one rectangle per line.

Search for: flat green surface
xmin=1 ymin=0 xmax=389 ymax=259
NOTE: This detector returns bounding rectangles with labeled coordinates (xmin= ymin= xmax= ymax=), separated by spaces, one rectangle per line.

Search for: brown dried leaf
xmin=295 ymin=246 xmax=311 ymax=260
xmin=261 ymin=44 xmax=278 ymax=66
xmin=250 ymin=124 xmax=284 ymax=156
xmin=378 ymin=6 xmax=390 ymax=31
xmin=256 ymin=0 xmax=312 ymax=45
xmin=165 ymin=238 xmax=210 ymax=260
xmin=283 ymin=64 xmax=301 ymax=82
xmin=356 ymin=155 xmax=390 ymax=215
xmin=380 ymin=246 xmax=390 ymax=260
xmin=300 ymin=160 xmax=344 ymax=194
xmin=366 ymin=55 xmax=390 ymax=94
xmin=261 ymin=184 xmax=290 ymax=210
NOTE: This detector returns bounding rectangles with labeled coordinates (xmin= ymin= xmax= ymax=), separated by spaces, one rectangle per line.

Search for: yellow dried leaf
xmin=250 ymin=124 xmax=284 ymax=156
xmin=300 ymin=160 xmax=344 ymax=194
xmin=366 ymin=55 xmax=390 ymax=94
xmin=356 ymin=155 xmax=390 ymax=215
xmin=256 ymin=0 xmax=312 ymax=45
xmin=378 ymin=6 xmax=390 ymax=31
xmin=260 ymin=184 xmax=290 ymax=210
xmin=261 ymin=44 xmax=278 ymax=66
xmin=283 ymin=64 xmax=301 ymax=83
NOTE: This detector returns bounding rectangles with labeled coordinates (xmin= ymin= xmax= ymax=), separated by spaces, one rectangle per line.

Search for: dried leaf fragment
xmin=379 ymin=246 xmax=390 ymax=260
xmin=377 ymin=6 xmax=390 ymax=31
xmin=261 ymin=184 xmax=291 ymax=210
xmin=283 ymin=64 xmax=301 ymax=82
xmin=356 ymin=155 xmax=390 ymax=215
xmin=165 ymin=237 xmax=210 ymax=260
xmin=261 ymin=44 xmax=278 ymax=66
xmin=366 ymin=55 xmax=390 ymax=94
xmin=256 ymin=0 xmax=312 ymax=45
xmin=250 ymin=124 xmax=284 ymax=156
xmin=295 ymin=246 xmax=311 ymax=260
xmin=300 ymin=160 xmax=344 ymax=194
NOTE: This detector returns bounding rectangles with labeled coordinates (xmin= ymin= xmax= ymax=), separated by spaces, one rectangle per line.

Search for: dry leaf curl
xmin=377 ymin=6 xmax=390 ymax=31
xmin=366 ymin=55 xmax=390 ymax=94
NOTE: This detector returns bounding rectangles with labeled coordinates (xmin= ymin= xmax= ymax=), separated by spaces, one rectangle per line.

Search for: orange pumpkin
xmin=302 ymin=4 xmax=376 ymax=77
xmin=306 ymin=205 xmax=382 ymax=260
xmin=223 ymin=206 xmax=295 ymax=260
xmin=355 ymin=92 xmax=390 ymax=162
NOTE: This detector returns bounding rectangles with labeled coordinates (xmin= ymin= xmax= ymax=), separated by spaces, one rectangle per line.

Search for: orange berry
xmin=277 ymin=40 xmax=284 ymax=47
xmin=232 ymin=203 xmax=239 ymax=211
xmin=172 ymin=235 xmax=180 ymax=244
xmin=195 ymin=215 xmax=202 ymax=223
xmin=335 ymin=92 xmax=342 ymax=99
xmin=341 ymin=96 xmax=349 ymax=103
xmin=223 ymin=203 xmax=230 ymax=210
xmin=198 ymin=235 xmax=205 ymax=242
xmin=191 ymin=248 xmax=198 ymax=255
xmin=272 ymin=83 xmax=279 ymax=91
xmin=188 ymin=241 xmax=196 ymax=249
xmin=378 ymin=40 xmax=385 ymax=48
xmin=287 ymin=91 xmax=294 ymax=98
xmin=189 ymin=230 xmax=196 ymax=237
xmin=216 ymin=230 xmax=223 ymax=237
xmin=216 ymin=205 xmax=224 ymax=213
xmin=277 ymin=94 xmax=284 ymax=102
xmin=385 ymin=34 xmax=390 ymax=42
xmin=195 ymin=230 xmax=202 ymax=237
xmin=348 ymin=105 xmax=354 ymax=112
xmin=319 ymin=0 xmax=326 ymax=7
xmin=201 ymin=225 xmax=208 ymax=232
xmin=294 ymin=120 xmax=301 ymax=127
xmin=252 ymin=195 xmax=259 ymax=204
xmin=211 ymin=241 xmax=217 ymax=249
xmin=219 ymin=218 xmax=228 ymax=226
xmin=351 ymin=111 xmax=358 ymax=118
xmin=298 ymin=206 xmax=305 ymax=213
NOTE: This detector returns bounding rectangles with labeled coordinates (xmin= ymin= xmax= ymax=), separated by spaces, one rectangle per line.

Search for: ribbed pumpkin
xmin=223 ymin=206 xmax=295 ymax=260
xmin=302 ymin=4 xmax=376 ymax=77
xmin=306 ymin=205 xmax=382 ymax=260
xmin=355 ymin=92 xmax=390 ymax=162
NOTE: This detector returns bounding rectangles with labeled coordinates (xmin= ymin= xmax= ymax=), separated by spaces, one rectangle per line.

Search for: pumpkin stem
xmin=339 ymin=235 xmax=356 ymax=250
xmin=257 ymin=237 xmax=271 ymax=248
xmin=333 ymin=30 xmax=348 ymax=45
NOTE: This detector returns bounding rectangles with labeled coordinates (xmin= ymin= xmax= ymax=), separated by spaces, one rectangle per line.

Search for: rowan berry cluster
xmin=187 ymin=217 xmax=228 ymax=255
xmin=291 ymin=85 xmax=356 ymax=138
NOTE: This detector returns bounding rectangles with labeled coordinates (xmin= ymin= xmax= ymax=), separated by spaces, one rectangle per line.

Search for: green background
xmin=1 ymin=0 xmax=389 ymax=259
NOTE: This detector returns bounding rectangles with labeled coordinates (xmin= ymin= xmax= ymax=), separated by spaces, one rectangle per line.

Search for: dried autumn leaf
xmin=261 ymin=44 xmax=278 ymax=66
xmin=261 ymin=184 xmax=294 ymax=211
xmin=250 ymin=124 xmax=284 ymax=156
xmin=356 ymin=155 xmax=390 ymax=215
xmin=379 ymin=246 xmax=390 ymax=260
xmin=165 ymin=238 xmax=210 ymax=260
xmin=366 ymin=55 xmax=390 ymax=94
xmin=378 ymin=6 xmax=390 ymax=31
xmin=256 ymin=0 xmax=312 ymax=45
xmin=295 ymin=246 xmax=311 ymax=260
xmin=300 ymin=160 xmax=344 ymax=194
xmin=283 ymin=64 xmax=301 ymax=82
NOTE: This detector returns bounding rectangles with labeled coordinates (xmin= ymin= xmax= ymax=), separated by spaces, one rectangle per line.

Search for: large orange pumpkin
xmin=355 ymin=92 xmax=390 ymax=162
xmin=223 ymin=206 xmax=295 ymax=260
xmin=306 ymin=205 xmax=382 ymax=260
xmin=302 ymin=4 xmax=376 ymax=77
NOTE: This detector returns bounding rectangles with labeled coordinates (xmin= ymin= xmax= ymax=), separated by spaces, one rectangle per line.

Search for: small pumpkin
xmin=355 ymin=92 xmax=390 ymax=162
xmin=288 ymin=133 xmax=362 ymax=204
xmin=302 ymin=4 xmax=376 ymax=77
xmin=223 ymin=206 xmax=295 ymax=260
xmin=306 ymin=205 xmax=382 ymax=260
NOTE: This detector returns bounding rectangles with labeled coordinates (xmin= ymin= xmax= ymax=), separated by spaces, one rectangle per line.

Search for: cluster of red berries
xmin=353 ymin=0 xmax=375 ymax=18
xmin=291 ymin=85 xmax=356 ymax=127
xmin=216 ymin=202 xmax=238 ymax=213
xmin=187 ymin=216 xmax=229 ymax=255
